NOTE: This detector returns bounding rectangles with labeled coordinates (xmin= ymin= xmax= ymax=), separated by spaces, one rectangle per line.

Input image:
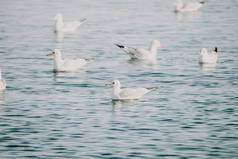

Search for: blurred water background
xmin=0 ymin=0 xmax=238 ymax=158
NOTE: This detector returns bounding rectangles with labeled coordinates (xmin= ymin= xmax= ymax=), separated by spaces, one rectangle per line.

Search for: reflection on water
xmin=0 ymin=91 xmax=5 ymax=104
xmin=0 ymin=0 xmax=237 ymax=158
xmin=127 ymin=59 xmax=159 ymax=70
xmin=127 ymin=58 xmax=158 ymax=65
xmin=55 ymin=32 xmax=64 ymax=42
xmin=111 ymin=99 xmax=137 ymax=107
xmin=199 ymin=63 xmax=217 ymax=71
xmin=55 ymin=30 xmax=82 ymax=43
xmin=176 ymin=11 xmax=201 ymax=21
xmin=52 ymin=71 xmax=83 ymax=82
xmin=111 ymin=99 xmax=138 ymax=111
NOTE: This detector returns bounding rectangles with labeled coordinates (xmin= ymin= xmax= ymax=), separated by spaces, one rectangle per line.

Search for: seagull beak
xmin=47 ymin=52 xmax=54 ymax=57
xmin=105 ymin=83 xmax=112 ymax=86
xmin=80 ymin=18 xmax=87 ymax=23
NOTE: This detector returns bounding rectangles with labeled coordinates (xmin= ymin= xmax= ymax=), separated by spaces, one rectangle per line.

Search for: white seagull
xmin=47 ymin=49 xmax=91 ymax=72
xmin=175 ymin=0 xmax=205 ymax=13
xmin=107 ymin=80 xmax=157 ymax=100
xmin=0 ymin=69 xmax=6 ymax=91
xmin=115 ymin=40 xmax=161 ymax=63
xmin=54 ymin=13 xmax=87 ymax=33
xmin=199 ymin=47 xmax=218 ymax=64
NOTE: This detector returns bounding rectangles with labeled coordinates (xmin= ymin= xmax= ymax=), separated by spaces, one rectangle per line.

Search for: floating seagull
xmin=199 ymin=47 xmax=218 ymax=64
xmin=54 ymin=13 xmax=87 ymax=33
xmin=47 ymin=49 xmax=91 ymax=72
xmin=115 ymin=40 xmax=161 ymax=63
xmin=175 ymin=0 xmax=205 ymax=13
xmin=107 ymin=80 xmax=157 ymax=100
xmin=0 ymin=69 xmax=6 ymax=91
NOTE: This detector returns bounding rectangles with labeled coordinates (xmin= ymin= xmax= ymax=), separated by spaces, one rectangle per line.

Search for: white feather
xmin=115 ymin=40 xmax=161 ymax=64
xmin=48 ymin=49 xmax=90 ymax=72
xmin=175 ymin=0 xmax=203 ymax=13
xmin=54 ymin=13 xmax=86 ymax=33
xmin=199 ymin=48 xmax=218 ymax=64
xmin=109 ymin=80 xmax=157 ymax=100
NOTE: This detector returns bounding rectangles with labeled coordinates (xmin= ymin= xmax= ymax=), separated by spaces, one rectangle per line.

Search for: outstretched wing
xmin=115 ymin=44 xmax=149 ymax=59
xmin=115 ymin=44 xmax=136 ymax=53
xmin=63 ymin=19 xmax=87 ymax=32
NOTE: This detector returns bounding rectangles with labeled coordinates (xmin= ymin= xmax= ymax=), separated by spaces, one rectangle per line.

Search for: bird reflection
xmin=0 ymin=91 xmax=5 ymax=104
xmin=111 ymin=99 xmax=137 ymax=111
xmin=176 ymin=11 xmax=200 ymax=21
xmin=55 ymin=32 xmax=64 ymax=42
xmin=199 ymin=63 xmax=217 ymax=71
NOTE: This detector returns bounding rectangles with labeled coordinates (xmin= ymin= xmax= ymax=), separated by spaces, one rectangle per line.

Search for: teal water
xmin=0 ymin=0 xmax=238 ymax=158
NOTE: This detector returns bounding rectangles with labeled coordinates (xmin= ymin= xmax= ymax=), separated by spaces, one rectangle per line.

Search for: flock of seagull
xmin=0 ymin=0 xmax=219 ymax=101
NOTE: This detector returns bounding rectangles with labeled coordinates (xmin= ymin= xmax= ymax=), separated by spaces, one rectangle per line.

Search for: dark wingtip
xmin=114 ymin=43 xmax=125 ymax=49
xmin=200 ymin=0 xmax=206 ymax=4
xmin=214 ymin=47 xmax=218 ymax=52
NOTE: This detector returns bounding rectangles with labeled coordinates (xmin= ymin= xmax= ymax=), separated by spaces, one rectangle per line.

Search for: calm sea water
xmin=0 ymin=0 xmax=238 ymax=158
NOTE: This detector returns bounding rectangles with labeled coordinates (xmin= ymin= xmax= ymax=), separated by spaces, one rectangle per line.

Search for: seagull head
xmin=112 ymin=80 xmax=120 ymax=88
xmin=47 ymin=49 xmax=61 ymax=59
xmin=152 ymin=39 xmax=161 ymax=48
xmin=200 ymin=48 xmax=208 ymax=54
xmin=54 ymin=13 xmax=63 ymax=21
xmin=106 ymin=80 xmax=121 ymax=88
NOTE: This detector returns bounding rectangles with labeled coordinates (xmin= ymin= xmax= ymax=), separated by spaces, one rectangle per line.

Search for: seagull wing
xmin=119 ymin=88 xmax=149 ymax=99
xmin=133 ymin=48 xmax=151 ymax=59
xmin=63 ymin=19 xmax=86 ymax=32
xmin=62 ymin=58 xmax=87 ymax=71
xmin=115 ymin=44 xmax=150 ymax=60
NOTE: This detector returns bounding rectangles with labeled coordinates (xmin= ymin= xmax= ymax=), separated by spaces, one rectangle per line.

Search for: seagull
xmin=0 ymin=69 xmax=6 ymax=91
xmin=174 ymin=0 xmax=205 ymax=13
xmin=115 ymin=40 xmax=161 ymax=63
xmin=199 ymin=47 xmax=218 ymax=64
xmin=107 ymin=80 xmax=158 ymax=100
xmin=47 ymin=49 xmax=91 ymax=72
xmin=54 ymin=13 xmax=87 ymax=33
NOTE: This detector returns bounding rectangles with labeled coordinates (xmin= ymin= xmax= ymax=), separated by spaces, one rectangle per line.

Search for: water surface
xmin=0 ymin=0 xmax=238 ymax=158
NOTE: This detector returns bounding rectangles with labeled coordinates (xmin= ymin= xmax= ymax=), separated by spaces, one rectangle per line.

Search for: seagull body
xmin=115 ymin=40 xmax=161 ymax=63
xmin=0 ymin=69 xmax=6 ymax=91
xmin=47 ymin=49 xmax=90 ymax=72
xmin=199 ymin=47 xmax=218 ymax=64
xmin=108 ymin=80 xmax=157 ymax=100
xmin=175 ymin=0 xmax=204 ymax=13
xmin=54 ymin=13 xmax=86 ymax=33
